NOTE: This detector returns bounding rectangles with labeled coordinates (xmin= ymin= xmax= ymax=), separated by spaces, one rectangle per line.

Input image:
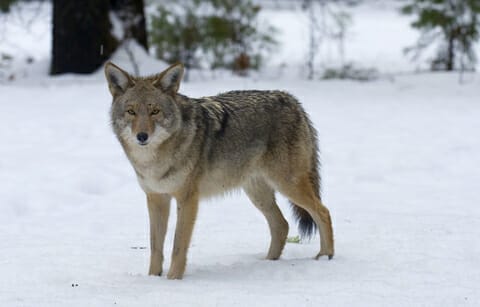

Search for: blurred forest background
xmin=1 ymin=0 xmax=480 ymax=81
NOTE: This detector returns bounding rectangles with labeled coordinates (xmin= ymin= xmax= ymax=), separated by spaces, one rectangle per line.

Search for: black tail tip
xmin=290 ymin=202 xmax=317 ymax=240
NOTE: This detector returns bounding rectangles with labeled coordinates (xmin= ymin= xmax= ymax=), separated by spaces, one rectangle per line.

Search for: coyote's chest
xmin=127 ymin=146 xmax=187 ymax=194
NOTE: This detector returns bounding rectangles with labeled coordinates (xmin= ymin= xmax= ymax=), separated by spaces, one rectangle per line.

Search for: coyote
xmin=104 ymin=62 xmax=334 ymax=279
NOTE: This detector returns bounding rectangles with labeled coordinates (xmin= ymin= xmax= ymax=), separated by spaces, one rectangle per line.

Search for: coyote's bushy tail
xmin=291 ymin=115 xmax=320 ymax=240
xmin=291 ymin=204 xmax=316 ymax=239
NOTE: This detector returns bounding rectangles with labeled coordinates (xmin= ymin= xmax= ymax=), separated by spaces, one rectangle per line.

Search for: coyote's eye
xmin=151 ymin=109 xmax=160 ymax=115
xmin=126 ymin=109 xmax=136 ymax=115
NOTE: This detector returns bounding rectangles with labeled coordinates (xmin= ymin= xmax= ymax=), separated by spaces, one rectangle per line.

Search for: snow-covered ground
xmin=1 ymin=1 xmax=480 ymax=306
xmin=1 ymin=71 xmax=480 ymax=306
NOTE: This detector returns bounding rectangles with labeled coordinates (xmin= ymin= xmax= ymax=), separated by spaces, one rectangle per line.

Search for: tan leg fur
xmin=243 ymin=178 xmax=289 ymax=260
xmin=275 ymin=174 xmax=334 ymax=259
xmin=147 ymin=193 xmax=171 ymax=276
xmin=167 ymin=190 xmax=199 ymax=279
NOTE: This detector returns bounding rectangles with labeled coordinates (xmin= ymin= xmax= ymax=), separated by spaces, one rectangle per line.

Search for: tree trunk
xmin=110 ymin=0 xmax=148 ymax=51
xmin=446 ymin=34 xmax=455 ymax=71
xmin=50 ymin=0 xmax=118 ymax=75
xmin=0 ymin=0 xmax=17 ymax=13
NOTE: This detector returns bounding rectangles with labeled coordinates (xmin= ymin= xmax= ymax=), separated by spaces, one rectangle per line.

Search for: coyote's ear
xmin=104 ymin=62 xmax=134 ymax=97
xmin=153 ymin=63 xmax=184 ymax=94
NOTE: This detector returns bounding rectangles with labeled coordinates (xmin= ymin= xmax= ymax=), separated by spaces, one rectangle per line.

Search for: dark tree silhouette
xmin=50 ymin=0 xmax=117 ymax=75
xmin=50 ymin=0 xmax=148 ymax=75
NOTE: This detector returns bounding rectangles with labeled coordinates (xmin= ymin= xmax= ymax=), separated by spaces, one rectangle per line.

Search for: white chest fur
xmin=127 ymin=145 xmax=186 ymax=194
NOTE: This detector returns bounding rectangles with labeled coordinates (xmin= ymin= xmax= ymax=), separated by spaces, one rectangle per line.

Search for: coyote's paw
xmin=167 ymin=270 xmax=184 ymax=280
xmin=148 ymin=255 xmax=163 ymax=276
xmin=315 ymin=251 xmax=334 ymax=260
xmin=148 ymin=267 xmax=162 ymax=276
xmin=167 ymin=263 xmax=185 ymax=280
xmin=265 ymin=255 xmax=281 ymax=260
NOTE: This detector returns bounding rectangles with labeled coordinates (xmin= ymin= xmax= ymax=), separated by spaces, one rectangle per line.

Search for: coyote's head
xmin=105 ymin=62 xmax=184 ymax=147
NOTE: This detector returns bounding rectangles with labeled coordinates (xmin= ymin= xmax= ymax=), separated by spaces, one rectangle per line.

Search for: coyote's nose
xmin=136 ymin=132 xmax=149 ymax=144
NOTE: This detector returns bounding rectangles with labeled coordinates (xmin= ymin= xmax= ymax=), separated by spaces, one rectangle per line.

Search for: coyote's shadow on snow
xmin=183 ymin=254 xmax=336 ymax=281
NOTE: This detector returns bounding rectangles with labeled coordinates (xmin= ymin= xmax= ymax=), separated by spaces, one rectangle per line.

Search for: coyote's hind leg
xmin=244 ymin=178 xmax=289 ymax=260
xmin=276 ymin=174 xmax=334 ymax=259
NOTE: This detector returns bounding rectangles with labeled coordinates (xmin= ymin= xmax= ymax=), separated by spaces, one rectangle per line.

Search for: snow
xmin=1 ymin=1 xmax=480 ymax=306
xmin=261 ymin=2 xmax=421 ymax=73
xmin=1 ymin=71 xmax=480 ymax=306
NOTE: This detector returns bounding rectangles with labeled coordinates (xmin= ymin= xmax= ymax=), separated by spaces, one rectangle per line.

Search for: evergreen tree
xmin=150 ymin=0 xmax=204 ymax=75
xmin=402 ymin=0 xmax=480 ymax=71
xmin=150 ymin=0 xmax=277 ymax=77
xmin=203 ymin=0 xmax=277 ymax=75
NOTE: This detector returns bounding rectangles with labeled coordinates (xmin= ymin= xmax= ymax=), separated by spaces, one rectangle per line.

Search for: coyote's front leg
xmin=147 ymin=193 xmax=171 ymax=276
xmin=167 ymin=190 xmax=199 ymax=280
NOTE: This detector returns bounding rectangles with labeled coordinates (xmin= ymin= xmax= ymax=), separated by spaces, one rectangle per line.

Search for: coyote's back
xmin=105 ymin=62 xmax=334 ymax=279
xmin=188 ymin=91 xmax=314 ymax=193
